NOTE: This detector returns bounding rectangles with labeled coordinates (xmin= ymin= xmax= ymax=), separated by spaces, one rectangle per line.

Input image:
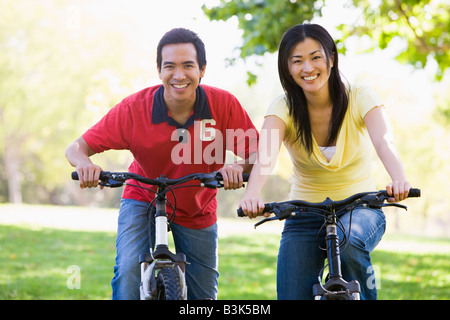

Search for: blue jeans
xmin=111 ymin=199 xmax=219 ymax=300
xmin=277 ymin=207 xmax=386 ymax=300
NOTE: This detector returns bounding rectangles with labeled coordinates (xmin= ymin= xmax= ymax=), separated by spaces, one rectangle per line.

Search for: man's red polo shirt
xmin=83 ymin=84 xmax=258 ymax=229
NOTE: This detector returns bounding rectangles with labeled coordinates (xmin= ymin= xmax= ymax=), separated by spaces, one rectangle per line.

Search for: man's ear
xmin=157 ymin=65 xmax=162 ymax=79
xmin=200 ymin=65 xmax=206 ymax=79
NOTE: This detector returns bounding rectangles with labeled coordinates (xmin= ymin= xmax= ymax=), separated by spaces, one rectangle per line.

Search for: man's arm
xmin=65 ymin=136 xmax=103 ymax=189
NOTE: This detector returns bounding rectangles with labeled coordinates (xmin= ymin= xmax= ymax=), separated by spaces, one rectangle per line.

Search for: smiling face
xmin=288 ymin=38 xmax=334 ymax=99
xmin=158 ymin=43 xmax=206 ymax=110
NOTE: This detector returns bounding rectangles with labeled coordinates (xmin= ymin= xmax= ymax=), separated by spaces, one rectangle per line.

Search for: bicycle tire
xmin=156 ymin=267 xmax=182 ymax=300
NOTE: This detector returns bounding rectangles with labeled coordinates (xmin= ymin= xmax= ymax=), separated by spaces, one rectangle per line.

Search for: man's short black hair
xmin=157 ymin=28 xmax=207 ymax=70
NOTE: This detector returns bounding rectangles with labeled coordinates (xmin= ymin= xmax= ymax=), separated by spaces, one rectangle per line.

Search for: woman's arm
xmin=239 ymin=116 xmax=286 ymax=218
xmin=364 ymin=106 xmax=411 ymax=202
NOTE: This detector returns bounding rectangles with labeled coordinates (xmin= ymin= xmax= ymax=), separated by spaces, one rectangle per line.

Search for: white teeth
xmin=303 ymin=75 xmax=318 ymax=81
xmin=173 ymin=84 xmax=188 ymax=89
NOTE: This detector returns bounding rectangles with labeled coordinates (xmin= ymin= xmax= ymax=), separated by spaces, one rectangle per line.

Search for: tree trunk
xmin=3 ymin=143 xmax=23 ymax=204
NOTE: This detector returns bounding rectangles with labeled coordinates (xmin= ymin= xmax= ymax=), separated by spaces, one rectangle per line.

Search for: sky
xmin=71 ymin=0 xmax=437 ymax=122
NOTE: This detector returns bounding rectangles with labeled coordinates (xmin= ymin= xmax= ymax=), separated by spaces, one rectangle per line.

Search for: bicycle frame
xmin=237 ymin=188 xmax=420 ymax=300
xmin=312 ymin=208 xmax=361 ymax=300
xmin=72 ymin=170 xmax=248 ymax=300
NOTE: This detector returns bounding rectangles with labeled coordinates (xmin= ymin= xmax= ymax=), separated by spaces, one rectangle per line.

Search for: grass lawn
xmin=0 ymin=225 xmax=116 ymax=299
xmin=0 ymin=224 xmax=448 ymax=300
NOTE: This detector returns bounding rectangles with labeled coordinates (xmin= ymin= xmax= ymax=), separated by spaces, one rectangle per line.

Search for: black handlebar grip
xmin=408 ymin=188 xmax=421 ymax=198
xmin=71 ymin=171 xmax=108 ymax=181
xmin=217 ymin=172 xmax=250 ymax=182
xmin=237 ymin=208 xmax=245 ymax=217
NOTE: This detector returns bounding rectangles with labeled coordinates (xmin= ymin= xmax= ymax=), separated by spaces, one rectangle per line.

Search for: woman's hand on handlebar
xmin=238 ymin=197 xmax=268 ymax=219
xmin=386 ymin=180 xmax=411 ymax=203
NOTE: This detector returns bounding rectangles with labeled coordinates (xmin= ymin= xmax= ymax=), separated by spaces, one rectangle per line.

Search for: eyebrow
xmin=290 ymin=50 xmax=321 ymax=59
xmin=163 ymin=60 xmax=196 ymax=66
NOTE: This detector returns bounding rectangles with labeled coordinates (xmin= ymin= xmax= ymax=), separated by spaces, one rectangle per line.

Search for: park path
xmin=1 ymin=204 xmax=448 ymax=254
xmin=0 ymin=203 xmax=282 ymax=235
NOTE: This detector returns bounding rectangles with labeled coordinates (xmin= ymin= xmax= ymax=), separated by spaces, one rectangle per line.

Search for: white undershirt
xmin=319 ymin=146 xmax=336 ymax=162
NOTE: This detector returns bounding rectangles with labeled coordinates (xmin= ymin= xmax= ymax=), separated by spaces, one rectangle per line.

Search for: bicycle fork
xmin=313 ymin=214 xmax=361 ymax=300
xmin=139 ymin=184 xmax=187 ymax=300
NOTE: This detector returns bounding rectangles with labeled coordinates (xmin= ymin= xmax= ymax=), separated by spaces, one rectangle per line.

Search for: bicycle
xmin=72 ymin=170 xmax=248 ymax=300
xmin=237 ymin=188 xmax=421 ymax=300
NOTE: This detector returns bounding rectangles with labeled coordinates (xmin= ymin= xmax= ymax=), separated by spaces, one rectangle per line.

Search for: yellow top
xmin=266 ymin=84 xmax=383 ymax=202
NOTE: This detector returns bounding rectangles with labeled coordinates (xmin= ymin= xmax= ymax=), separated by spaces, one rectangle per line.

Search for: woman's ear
xmin=330 ymin=51 xmax=336 ymax=68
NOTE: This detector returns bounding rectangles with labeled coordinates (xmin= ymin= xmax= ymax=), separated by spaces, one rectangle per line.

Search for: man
xmin=65 ymin=28 xmax=258 ymax=299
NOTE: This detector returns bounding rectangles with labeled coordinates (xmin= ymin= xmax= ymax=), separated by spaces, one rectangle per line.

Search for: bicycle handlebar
xmin=237 ymin=188 xmax=421 ymax=226
xmin=72 ymin=170 xmax=249 ymax=189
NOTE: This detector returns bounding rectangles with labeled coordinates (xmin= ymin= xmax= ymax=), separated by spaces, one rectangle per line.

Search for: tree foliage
xmin=204 ymin=0 xmax=323 ymax=58
xmin=202 ymin=0 xmax=449 ymax=83
xmin=338 ymin=0 xmax=449 ymax=80
xmin=0 ymin=0 xmax=127 ymax=203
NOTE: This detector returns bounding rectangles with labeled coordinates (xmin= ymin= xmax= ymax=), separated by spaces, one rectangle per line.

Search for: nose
xmin=173 ymin=67 xmax=186 ymax=80
xmin=303 ymin=60 xmax=314 ymax=73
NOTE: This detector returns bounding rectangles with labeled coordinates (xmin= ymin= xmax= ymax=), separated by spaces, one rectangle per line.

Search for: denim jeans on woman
xmin=277 ymin=206 xmax=386 ymax=300
xmin=111 ymin=198 xmax=219 ymax=300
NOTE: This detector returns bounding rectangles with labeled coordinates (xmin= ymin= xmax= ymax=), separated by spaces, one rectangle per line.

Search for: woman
xmin=239 ymin=24 xmax=411 ymax=300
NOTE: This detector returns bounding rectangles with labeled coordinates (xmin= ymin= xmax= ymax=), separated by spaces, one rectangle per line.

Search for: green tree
xmin=202 ymin=0 xmax=449 ymax=84
xmin=338 ymin=0 xmax=449 ymax=80
xmin=0 ymin=0 xmax=127 ymax=203
xmin=203 ymin=0 xmax=323 ymax=85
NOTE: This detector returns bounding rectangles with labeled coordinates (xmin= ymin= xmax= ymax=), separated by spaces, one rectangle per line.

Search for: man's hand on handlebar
xmin=75 ymin=162 xmax=104 ymax=189
xmin=218 ymin=164 xmax=246 ymax=190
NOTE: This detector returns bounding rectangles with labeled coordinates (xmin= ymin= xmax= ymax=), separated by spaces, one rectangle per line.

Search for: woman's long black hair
xmin=278 ymin=24 xmax=348 ymax=154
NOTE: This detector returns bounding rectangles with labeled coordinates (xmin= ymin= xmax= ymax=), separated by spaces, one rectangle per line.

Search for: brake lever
xmin=202 ymin=180 xmax=223 ymax=189
xmin=199 ymin=172 xmax=221 ymax=189
xmin=100 ymin=179 xmax=124 ymax=188
xmin=360 ymin=192 xmax=409 ymax=211
xmin=254 ymin=216 xmax=279 ymax=229
xmin=98 ymin=172 xmax=127 ymax=188
xmin=254 ymin=204 xmax=298 ymax=229
xmin=360 ymin=193 xmax=389 ymax=209
xmin=381 ymin=203 xmax=408 ymax=211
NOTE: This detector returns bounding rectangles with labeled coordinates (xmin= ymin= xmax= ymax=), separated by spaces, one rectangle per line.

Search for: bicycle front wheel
xmin=156 ymin=267 xmax=183 ymax=300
